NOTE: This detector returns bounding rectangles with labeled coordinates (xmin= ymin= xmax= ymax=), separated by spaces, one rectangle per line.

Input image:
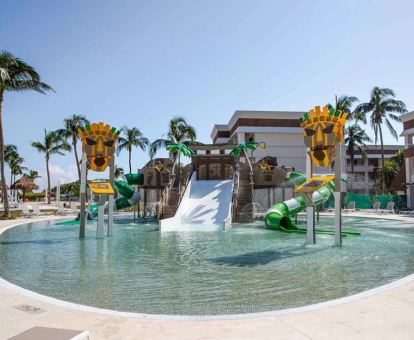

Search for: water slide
xmin=264 ymin=172 xmax=360 ymax=236
xmin=160 ymin=172 xmax=234 ymax=231
xmin=87 ymin=173 xmax=143 ymax=219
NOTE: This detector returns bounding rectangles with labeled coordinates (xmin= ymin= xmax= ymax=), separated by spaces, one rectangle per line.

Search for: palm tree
xmin=31 ymin=129 xmax=70 ymax=204
xmin=116 ymin=127 xmax=149 ymax=173
xmin=26 ymin=169 xmax=41 ymax=182
xmin=344 ymin=125 xmax=372 ymax=184
xmin=0 ymin=51 xmax=53 ymax=217
xmin=355 ymin=87 xmax=407 ymax=192
xmin=56 ymin=114 xmax=89 ymax=181
xmin=150 ymin=117 xmax=197 ymax=158
xmin=327 ymin=95 xmax=360 ymax=121
xmin=150 ymin=117 xmax=196 ymax=187
xmin=165 ymin=142 xmax=194 ymax=192
xmin=7 ymin=154 xmax=26 ymax=191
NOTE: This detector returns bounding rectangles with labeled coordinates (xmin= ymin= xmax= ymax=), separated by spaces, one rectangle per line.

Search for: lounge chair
xmin=20 ymin=204 xmax=34 ymax=218
xmin=380 ymin=201 xmax=395 ymax=214
xmin=8 ymin=326 xmax=91 ymax=340
xmin=368 ymin=202 xmax=381 ymax=214
xmin=343 ymin=201 xmax=356 ymax=213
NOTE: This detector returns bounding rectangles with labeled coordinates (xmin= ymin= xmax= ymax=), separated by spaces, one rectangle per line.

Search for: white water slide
xmin=160 ymin=173 xmax=234 ymax=231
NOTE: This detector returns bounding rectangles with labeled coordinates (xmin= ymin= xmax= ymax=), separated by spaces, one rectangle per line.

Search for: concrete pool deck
xmin=0 ymin=214 xmax=414 ymax=339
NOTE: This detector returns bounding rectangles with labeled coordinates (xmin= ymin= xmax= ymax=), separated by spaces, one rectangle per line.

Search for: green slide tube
xmin=81 ymin=173 xmax=144 ymax=220
xmin=264 ymin=172 xmax=360 ymax=237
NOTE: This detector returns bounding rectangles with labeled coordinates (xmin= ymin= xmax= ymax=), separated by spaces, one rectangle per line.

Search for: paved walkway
xmin=1 ymin=215 xmax=414 ymax=339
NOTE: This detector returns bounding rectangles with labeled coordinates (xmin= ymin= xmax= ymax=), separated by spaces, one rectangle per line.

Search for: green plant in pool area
xmin=0 ymin=51 xmax=53 ymax=217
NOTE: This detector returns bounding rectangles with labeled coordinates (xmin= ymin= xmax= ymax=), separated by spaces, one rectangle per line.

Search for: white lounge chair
xmin=368 ymin=202 xmax=381 ymax=214
xmin=380 ymin=201 xmax=395 ymax=214
xmin=343 ymin=201 xmax=356 ymax=213
xmin=8 ymin=326 xmax=91 ymax=340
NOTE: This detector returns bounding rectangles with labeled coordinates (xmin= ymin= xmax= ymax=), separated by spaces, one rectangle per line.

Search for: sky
xmin=1 ymin=0 xmax=414 ymax=190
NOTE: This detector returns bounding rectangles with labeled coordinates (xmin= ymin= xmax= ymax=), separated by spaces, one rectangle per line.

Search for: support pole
xmin=79 ymin=153 xmax=87 ymax=238
xmin=97 ymin=195 xmax=105 ymax=238
xmin=108 ymin=156 xmax=115 ymax=236
xmin=334 ymin=143 xmax=344 ymax=246
xmin=305 ymin=149 xmax=315 ymax=244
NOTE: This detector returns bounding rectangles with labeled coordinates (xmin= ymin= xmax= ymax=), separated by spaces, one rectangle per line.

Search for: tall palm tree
xmin=26 ymin=169 xmax=41 ymax=182
xmin=344 ymin=125 xmax=372 ymax=181
xmin=0 ymin=51 xmax=53 ymax=217
xmin=31 ymin=129 xmax=70 ymax=204
xmin=150 ymin=117 xmax=197 ymax=158
xmin=7 ymin=154 xmax=26 ymax=192
xmin=57 ymin=114 xmax=89 ymax=181
xmin=355 ymin=87 xmax=407 ymax=192
xmin=150 ymin=117 xmax=197 ymax=189
xmin=327 ymin=95 xmax=360 ymax=121
xmin=116 ymin=127 xmax=149 ymax=173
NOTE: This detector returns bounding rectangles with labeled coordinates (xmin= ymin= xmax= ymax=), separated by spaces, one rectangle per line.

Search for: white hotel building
xmin=211 ymin=110 xmax=403 ymax=194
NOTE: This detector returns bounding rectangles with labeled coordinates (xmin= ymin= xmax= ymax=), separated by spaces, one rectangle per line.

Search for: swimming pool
xmin=0 ymin=216 xmax=413 ymax=316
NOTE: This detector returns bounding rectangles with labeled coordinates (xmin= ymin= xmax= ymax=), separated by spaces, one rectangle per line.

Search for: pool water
xmin=0 ymin=216 xmax=413 ymax=316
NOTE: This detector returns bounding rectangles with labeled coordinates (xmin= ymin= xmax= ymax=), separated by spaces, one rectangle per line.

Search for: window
xmin=245 ymin=133 xmax=255 ymax=142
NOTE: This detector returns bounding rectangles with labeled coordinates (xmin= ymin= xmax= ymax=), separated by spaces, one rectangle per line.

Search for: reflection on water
xmin=0 ymin=217 xmax=413 ymax=315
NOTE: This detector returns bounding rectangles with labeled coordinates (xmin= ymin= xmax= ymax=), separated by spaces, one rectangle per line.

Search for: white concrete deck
xmin=1 ymin=214 xmax=414 ymax=339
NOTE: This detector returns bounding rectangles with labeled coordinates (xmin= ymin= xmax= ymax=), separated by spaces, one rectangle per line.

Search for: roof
xmin=10 ymin=175 xmax=39 ymax=191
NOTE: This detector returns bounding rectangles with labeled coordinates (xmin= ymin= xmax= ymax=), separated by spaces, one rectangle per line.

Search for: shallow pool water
xmin=0 ymin=216 xmax=413 ymax=315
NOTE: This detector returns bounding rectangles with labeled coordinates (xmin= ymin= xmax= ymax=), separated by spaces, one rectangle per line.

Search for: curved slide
xmin=264 ymin=172 xmax=360 ymax=237
xmin=87 ymin=173 xmax=143 ymax=219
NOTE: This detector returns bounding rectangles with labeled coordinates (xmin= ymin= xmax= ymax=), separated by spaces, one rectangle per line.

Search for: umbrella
xmin=10 ymin=174 xmax=39 ymax=199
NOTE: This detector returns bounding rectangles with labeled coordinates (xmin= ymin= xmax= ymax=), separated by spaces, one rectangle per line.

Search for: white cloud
xmin=38 ymin=164 xmax=78 ymax=191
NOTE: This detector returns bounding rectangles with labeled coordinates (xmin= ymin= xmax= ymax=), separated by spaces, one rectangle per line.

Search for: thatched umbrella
xmin=11 ymin=175 xmax=39 ymax=200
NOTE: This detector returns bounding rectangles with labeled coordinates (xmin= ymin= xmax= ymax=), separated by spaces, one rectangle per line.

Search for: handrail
xmin=175 ymin=170 xmax=193 ymax=209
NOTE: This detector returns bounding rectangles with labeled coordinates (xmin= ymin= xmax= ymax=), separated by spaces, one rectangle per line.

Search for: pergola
xmin=10 ymin=175 xmax=39 ymax=200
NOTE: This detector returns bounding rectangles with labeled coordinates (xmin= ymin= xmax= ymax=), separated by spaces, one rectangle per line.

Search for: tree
xmin=150 ymin=117 xmax=196 ymax=186
xmin=355 ymin=87 xmax=407 ymax=192
xmin=165 ymin=142 xmax=194 ymax=193
xmin=0 ymin=51 xmax=53 ymax=217
xmin=116 ymin=127 xmax=149 ymax=173
xmin=56 ymin=114 xmax=89 ymax=181
xmin=31 ymin=129 xmax=70 ymax=204
xmin=26 ymin=169 xmax=41 ymax=182
xmin=150 ymin=117 xmax=197 ymax=158
xmin=7 ymin=154 xmax=26 ymax=197
xmin=344 ymin=125 xmax=372 ymax=187
xmin=327 ymin=95 xmax=360 ymax=121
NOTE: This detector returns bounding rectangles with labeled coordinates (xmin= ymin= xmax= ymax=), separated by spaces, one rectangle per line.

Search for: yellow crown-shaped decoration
xmin=300 ymin=106 xmax=347 ymax=144
xmin=78 ymin=122 xmax=120 ymax=140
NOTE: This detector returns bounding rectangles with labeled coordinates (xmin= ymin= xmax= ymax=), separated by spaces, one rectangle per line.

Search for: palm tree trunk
xmin=129 ymin=149 xmax=132 ymax=174
xmin=178 ymin=152 xmax=181 ymax=193
xmin=350 ymin=152 xmax=354 ymax=191
xmin=46 ymin=156 xmax=51 ymax=204
xmin=0 ymin=89 xmax=10 ymax=218
xmin=73 ymin=137 xmax=81 ymax=181
xmin=10 ymin=172 xmax=13 ymax=197
xmin=379 ymin=125 xmax=385 ymax=193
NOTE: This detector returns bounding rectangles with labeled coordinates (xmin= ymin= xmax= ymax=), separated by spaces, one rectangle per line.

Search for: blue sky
xmin=1 ymin=0 xmax=414 ymax=189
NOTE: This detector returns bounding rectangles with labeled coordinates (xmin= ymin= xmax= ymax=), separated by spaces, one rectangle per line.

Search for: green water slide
xmin=264 ymin=172 xmax=360 ymax=237
xmin=87 ymin=173 xmax=144 ymax=219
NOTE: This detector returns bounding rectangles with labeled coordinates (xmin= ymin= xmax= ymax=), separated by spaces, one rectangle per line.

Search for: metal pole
xmin=305 ymin=149 xmax=315 ymax=245
xmin=334 ymin=143 xmax=344 ymax=246
xmin=97 ymin=195 xmax=105 ymax=238
xmin=79 ymin=153 xmax=87 ymax=238
xmin=108 ymin=156 xmax=114 ymax=236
